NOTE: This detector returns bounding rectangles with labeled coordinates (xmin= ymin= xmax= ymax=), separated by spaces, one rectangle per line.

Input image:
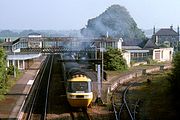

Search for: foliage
xmin=7 ymin=65 xmax=15 ymax=75
xmin=0 ymin=48 xmax=7 ymax=95
xmin=168 ymin=52 xmax=180 ymax=93
xmin=159 ymin=44 xmax=169 ymax=48
xmin=131 ymin=71 xmax=177 ymax=119
xmin=146 ymin=58 xmax=157 ymax=64
xmin=104 ymin=47 xmax=127 ymax=71
xmin=81 ymin=4 xmax=145 ymax=39
xmin=0 ymin=50 xmax=20 ymax=100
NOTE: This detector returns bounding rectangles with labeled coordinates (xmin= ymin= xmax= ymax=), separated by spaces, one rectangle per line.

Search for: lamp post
xmin=13 ymin=51 xmax=16 ymax=78
xmin=94 ymin=42 xmax=104 ymax=105
xmin=95 ymin=46 xmax=97 ymax=60
xmin=101 ymin=47 xmax=104 ymax=82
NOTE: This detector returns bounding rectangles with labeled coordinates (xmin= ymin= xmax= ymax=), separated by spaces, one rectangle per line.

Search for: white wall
xmin=123 ymin=51 xmax=131 ymax=67
xmin=153 ymin=48 xmax=173 ymax=62
xmin=28 ymin=35 xmax=42 ymax=38
xmin=117 ymin=38 xmax=123 ymax=50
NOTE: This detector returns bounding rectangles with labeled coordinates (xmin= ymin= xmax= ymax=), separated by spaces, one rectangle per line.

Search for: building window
xmin=143 ymin=53 xmax=147 ymax=57
xmin=155 ymin=51 xmax=160 ymax=60
xmin=134 ymin=53 xmax=137 ymax=58
xmin=115 ymin=42 xmax=118 ymax=48
xmin=131 ymin=53 xmax=134 ymax=58
xmin=107 ymin=42 xmax=112 ymax=48
xmin=138 ymin=53 xmax=142 ymax=57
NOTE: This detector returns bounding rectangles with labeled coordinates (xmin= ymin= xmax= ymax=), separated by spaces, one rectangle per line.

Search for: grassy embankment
xmin=128 ymin=70 xmax=179 ymax=120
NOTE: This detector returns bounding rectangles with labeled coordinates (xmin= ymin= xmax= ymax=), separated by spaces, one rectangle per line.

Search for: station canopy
xmin=7 ymin=53 xmax=41 ymax=60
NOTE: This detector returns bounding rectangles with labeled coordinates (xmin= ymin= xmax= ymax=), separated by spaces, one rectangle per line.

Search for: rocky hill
xmin=81 ymin=4 xmax=145 ymax=39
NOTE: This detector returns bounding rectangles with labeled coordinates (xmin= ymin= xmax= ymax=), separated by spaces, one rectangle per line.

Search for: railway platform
xmin=0 ymin=56 xmax=45 ymax=119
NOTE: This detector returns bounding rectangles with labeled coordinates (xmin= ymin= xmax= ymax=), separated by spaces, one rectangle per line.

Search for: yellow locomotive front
xmin=66 ymin=75 xmax=93 ymax=107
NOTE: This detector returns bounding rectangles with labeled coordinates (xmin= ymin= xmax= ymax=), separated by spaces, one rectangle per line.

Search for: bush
xmin=104 ymin=47 xmax=127 ymax=71
xmin=7 ymin=65 xmax=14 ymax=75
xmin=169 ymin=52 xmax=180 ymax=93
xmin=0 ymin=48 xmax=8 ymax=100
xmin=146 ymin=58 xmax=157 ymax=64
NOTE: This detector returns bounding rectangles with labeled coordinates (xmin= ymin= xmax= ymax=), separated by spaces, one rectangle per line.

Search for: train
xmin=62 ymin=53 xmax=94 ymax=108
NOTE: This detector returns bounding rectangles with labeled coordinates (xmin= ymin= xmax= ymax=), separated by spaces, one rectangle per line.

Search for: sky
xmin=0 ymin=0 xmax=180 ymax=30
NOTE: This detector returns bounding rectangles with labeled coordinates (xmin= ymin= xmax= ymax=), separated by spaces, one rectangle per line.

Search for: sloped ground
xmin=128 ymin=70 xmax=180 ymax=120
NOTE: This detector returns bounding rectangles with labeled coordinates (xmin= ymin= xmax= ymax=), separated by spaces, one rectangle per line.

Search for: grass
xmin=0 ymin=71 xmax=23 ymax=101
xmin=128 ymin=70 xmax=179 ymax=120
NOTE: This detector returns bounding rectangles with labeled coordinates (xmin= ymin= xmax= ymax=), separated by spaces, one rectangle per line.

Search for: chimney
xmin=178 ymin=26 xmax=180 ymax=41
xmin=153 ymin=26 xmax=156 ymax=35
xmin=8 ymin=38 xmax=11 ymax=42
xmin=106 ymin=31 xmax=109 ymax=38
xmin=177 ymin=26 xmax=179 ymax=35
xmin=118 ymin=38 xmax=123 ymax=50
xmin=170 ymin=25 xmax=173 ymax=30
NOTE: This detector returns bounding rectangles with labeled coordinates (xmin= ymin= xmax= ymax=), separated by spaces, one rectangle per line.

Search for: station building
xmin=7 ymin=53 xmax=42 ymax=70
xmin=0 ymin=32 xmax=174 ymax=69
xmin=93 ymin=37 xmax=173 ymax=67
xmin=152 ymin=26 xmax=179 ymax=52
xmin=0 ymin=33 xmax=43 ymax=70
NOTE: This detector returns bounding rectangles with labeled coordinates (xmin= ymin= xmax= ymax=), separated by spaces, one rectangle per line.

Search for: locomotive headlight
xmin=84 ymin=94 xmax=92 ymax=98
xmin=69 ymin=94 xmax=75 ymax=98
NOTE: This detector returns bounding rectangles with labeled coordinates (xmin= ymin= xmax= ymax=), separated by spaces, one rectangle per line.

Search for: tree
xmin=7 ymin=65 xmax=15 ymax=75
xmin=0 ymin=48 xmax=7 ymax=90
xmin=104 ymin=47 xmax=127 ymax=71
xmin=169 ymin=52 xmax=180 ymax=93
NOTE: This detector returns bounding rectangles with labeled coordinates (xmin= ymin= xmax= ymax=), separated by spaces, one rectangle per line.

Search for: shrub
xmin=104 ymin=47 xmax=127 ymax=71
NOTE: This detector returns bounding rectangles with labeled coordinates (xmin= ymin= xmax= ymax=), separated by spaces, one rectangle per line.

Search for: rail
xmin=133 ymin=99 xmax=140 ymax=120
xmin=27 ymin=56 xmax=50 ymax=120
xmin=123 ymin=83 xmax=135 ymax=120
xmin=112 ymin=82 xmax=137 ymax=120
xmin=69 ymin=108 xmax=91 ymax=120
xmin=26 ymin=55 xmax=53 ymax=120
xmin=44 ymin=55 xmax=54 ymax=119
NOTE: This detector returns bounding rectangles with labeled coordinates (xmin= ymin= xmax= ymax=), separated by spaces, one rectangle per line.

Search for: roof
xmin=0 ymin=42 xmax=13 ymax=46
xmin=0 ymin=38 xmax=20 ymax=46
xmin=122 ymin=39 xmax=143 ymax=46
xmin=7 ymin=53 xmax=41 ymax=60
xmin=94 ymin=37 xmax=120 ymax=42
xmin=155 ymin=29 xmax=178 ymax=36
xmin=143 ymin=39 xmax=159 ymax=49
xmin=28 ymin=33 xmax=41 ymax=36
xmin=122 ymin=46 xmax=142 ymax=50
xmin=125 ymin=49 xmax=149 ymax=53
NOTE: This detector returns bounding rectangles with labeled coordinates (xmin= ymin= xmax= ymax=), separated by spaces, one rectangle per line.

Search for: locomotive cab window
xmin=67 ymin=81 xmax=91 ymax=93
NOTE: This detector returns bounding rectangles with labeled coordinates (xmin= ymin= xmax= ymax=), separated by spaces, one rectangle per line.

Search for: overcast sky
xmin=1 ymin=0 xmax=180 ymax=30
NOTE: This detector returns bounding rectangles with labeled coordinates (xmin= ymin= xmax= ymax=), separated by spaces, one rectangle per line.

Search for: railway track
xmin=69 ymin=108 xmax=91 ymax=120
xmin=21 ymin=54 xmax=92 ymax=120
xmin=22 ymin=55 xmax=53 ymax=120
xmin=47 ymin=54 xmax=70 ymax=119
xmin=112 ymin=82 xmax=140 ymax=120
xmin=47 ymin=54 xmax=92 ymax=120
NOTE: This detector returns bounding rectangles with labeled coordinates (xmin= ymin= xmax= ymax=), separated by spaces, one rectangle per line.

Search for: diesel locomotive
xmin=62 ymin=54 xmax=93 ymax=107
